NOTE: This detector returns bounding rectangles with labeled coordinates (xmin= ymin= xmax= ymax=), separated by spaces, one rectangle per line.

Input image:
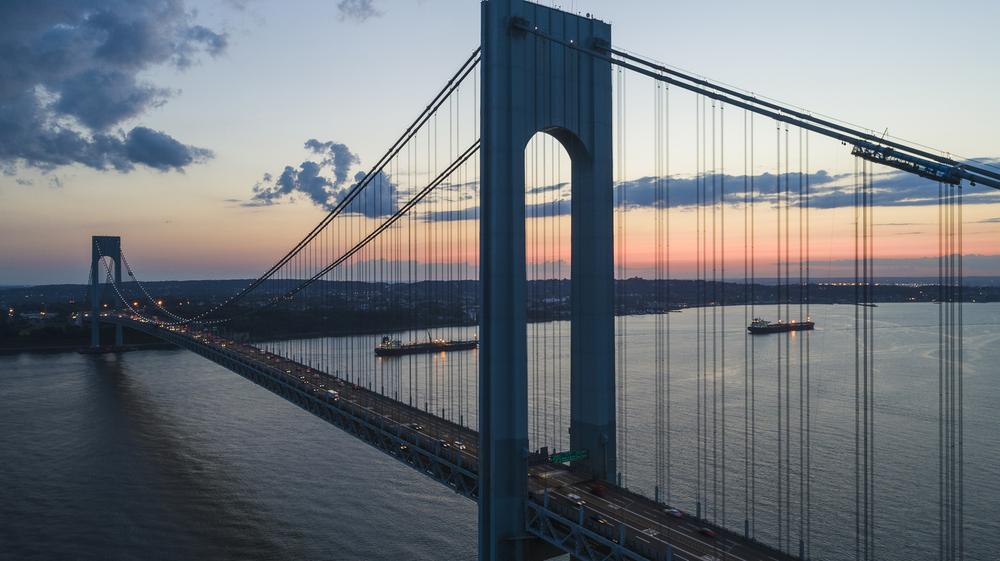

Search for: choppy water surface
xmin=1 ymin=303 xmax=998 ymax=560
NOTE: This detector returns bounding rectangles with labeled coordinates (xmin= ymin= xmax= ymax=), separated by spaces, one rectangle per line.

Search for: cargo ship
xmin=374 ymin=335 xmax=478 ymax=356
xmin=747 ymin=317 xmax=815 ymax=334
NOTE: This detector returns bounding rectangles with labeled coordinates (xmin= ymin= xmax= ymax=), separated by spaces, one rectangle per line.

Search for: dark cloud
xmin=978 ymin=217 xmax=1000 ymax=224
xmin=54 ymin=70 xmax=170 ymax=130
xmin=424 ymin=166 xmax=1000 ymax=222
xmin=305 ymin=139 xmax=359 ymax=188
xmin=425 ymin=207 xmax=479 ymax=222
xmin=634 ymin=168 xmax=1000 ymax=209
xmin=341 ymin=170 xmax=399 ymax=218
xmin=251 ymin=139 xmax=398 ymax=218
xmin=0 ymin=0 xmax=225 ymax=174
xmin=337 ymin=0 xmax=381 ymax=22
xmin=125 ymin=126 xmax=213 ymax=171
xmin=527 ymin=182 xmax=567 ymax=195
xmin=613 ymin=171 xmax=839 ymax=210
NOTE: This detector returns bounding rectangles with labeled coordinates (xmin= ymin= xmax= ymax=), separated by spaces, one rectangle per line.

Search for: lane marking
xmin=568 ymin=486 xmax=756 ymax=561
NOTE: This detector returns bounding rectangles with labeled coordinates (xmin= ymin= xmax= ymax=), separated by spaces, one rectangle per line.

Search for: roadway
xmin=110 ymin=315 xmax=798 ymax=561
xmin=529 ymin=463 xmax=798 ymax=561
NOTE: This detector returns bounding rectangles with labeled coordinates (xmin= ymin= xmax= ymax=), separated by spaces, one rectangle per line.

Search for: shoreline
xmin=4 ymin=300 xmax=992 ymax=356
xmin=0 ymin=342 xmax=178 ymax=356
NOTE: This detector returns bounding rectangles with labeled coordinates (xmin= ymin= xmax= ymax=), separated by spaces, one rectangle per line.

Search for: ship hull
xmin=374 ymin=340 xmax=478 ymax=356
xmin=747 ymin=322 xmax=815 ymax=334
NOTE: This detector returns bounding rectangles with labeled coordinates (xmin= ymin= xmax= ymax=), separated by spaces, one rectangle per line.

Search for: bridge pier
xmin=90 ymin=235 xmax=123 ymax=349
xmin=480 ymin=1 xmax=613 ymax=560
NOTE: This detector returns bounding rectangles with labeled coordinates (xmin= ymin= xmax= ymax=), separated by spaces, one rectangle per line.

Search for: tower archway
xmin=90 ymin=235 xmax=123 ymax=348
xmin=479 ymin=1 xmax=613 ymax=558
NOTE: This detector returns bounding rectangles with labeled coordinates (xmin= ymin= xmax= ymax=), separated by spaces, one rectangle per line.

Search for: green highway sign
xmin=550 ymin=449 xmax=589 ymax=464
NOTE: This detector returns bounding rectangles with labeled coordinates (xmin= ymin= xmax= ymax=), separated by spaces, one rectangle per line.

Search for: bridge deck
xmin=108 ymin=316 xmax=799 ymax=561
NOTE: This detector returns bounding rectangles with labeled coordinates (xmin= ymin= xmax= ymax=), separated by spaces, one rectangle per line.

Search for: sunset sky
xmin=2 ymin=0 xmax=998 ymax=285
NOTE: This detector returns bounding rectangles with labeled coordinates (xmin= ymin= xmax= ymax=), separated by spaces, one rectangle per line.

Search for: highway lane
xmin=528 ymin=464 xmax=795 ymax=561
xmin=190 ymin=327 xmax=481 ymax=462
xmin=117 ymin=317 xmax=481 ymax=474
xmin=122 ymin=317 xmax=798 ymax=561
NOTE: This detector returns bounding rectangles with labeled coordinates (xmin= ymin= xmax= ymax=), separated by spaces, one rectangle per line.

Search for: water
xmin=609 ymin=303 xmax=1000 ymax=561
xmin=1 ymin=303 xmax=998 ymax=560
xmin=0 ymin=351 xmax=477 ymax=561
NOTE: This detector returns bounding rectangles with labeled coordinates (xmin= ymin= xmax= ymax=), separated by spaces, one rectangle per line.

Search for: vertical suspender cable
xmin=955 ymin=180 xmax=965 ymax=561
xmin=615 ymin=66 xmax=621 ymax=482
xmin=695 ymin=93 xmax=702 ymax=517
xmin=938 ymin=180 xmax=944 ymax=561
xmin=711 ymin=100 xmax=718 ymax=523
xmin=854 ymin=156 xmax=861 ymax=561
xmin=720 ymin=102 xmax=727 ymax=528
xmin=750 ymin=112 xmax=757 ymax=539
xmin=665 ymin=83 xmax=672 ymax=506
xmin=654 ymin=80 xmax=664 ymax=503
xmin=742 ymin=107 xmax=749 ymax=538
xmin=797 ymin=127 xmax=805 ymax=560
xmin=622 ymin=68 xmax=629 ymax=485
xmin=870 ymin=159 xmax=877 ymax=561
xmin=776 ymin=121 xmax=783 ymax=548
xmin=805 ymin=130 xmax=812 ymax=560
xmin=784 ymin=124 xmax=792 ymax=552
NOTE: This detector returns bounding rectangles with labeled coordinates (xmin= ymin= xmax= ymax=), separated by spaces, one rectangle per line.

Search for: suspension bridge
xmin=77 ymin=1 xmax=998 ymax=560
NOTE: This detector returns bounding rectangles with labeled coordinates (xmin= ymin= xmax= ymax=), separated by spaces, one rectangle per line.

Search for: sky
xmin=1 ymin=0 xmax=999 ymax=285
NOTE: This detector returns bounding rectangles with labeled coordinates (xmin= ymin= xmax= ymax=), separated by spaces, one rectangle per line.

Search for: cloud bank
xmin=250 ymin=139 xmax=398 ymax=217
xmin=614 ymin=168 xmax=1000 ymax=210
xmin=0 ymin=0 xmax=225 ymax=174
xmin=421 ymin=166 xmax=1000 ymax=222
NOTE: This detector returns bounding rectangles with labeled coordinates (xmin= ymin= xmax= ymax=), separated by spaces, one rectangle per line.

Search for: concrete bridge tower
xmin=90 ymin=235 xmax=123 ymax=349
xmin=479 ymin=1 xmax=614 ymax=559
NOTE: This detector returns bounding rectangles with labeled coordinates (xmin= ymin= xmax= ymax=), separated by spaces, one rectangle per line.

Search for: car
xmin=589 ymin=514 xmax=608 ymax=525
xmin=665 ymin=508 xmax=683 ymax=518
xmin=699 ymin=527 xmax=717 ymax=538
xmin=589 ymin=482 xmax=608 ymax=498
xmin=453 ymin=441 xmax=467 ymax=450
xmin=566 ymin=493 xmax=585 ymax=506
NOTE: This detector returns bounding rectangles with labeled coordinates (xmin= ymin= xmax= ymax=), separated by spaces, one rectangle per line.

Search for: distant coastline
xmin=0 ymin=342 xmax=177 ymax=356
xmin=4 ymin=278 xmax=996 ymax=355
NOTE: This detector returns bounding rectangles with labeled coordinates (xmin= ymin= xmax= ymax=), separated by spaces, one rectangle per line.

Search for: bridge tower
xmin=479 ymin=1 xmax=614 ymax=559
xmin=90 ymin=235 xmax=123 ymax=349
